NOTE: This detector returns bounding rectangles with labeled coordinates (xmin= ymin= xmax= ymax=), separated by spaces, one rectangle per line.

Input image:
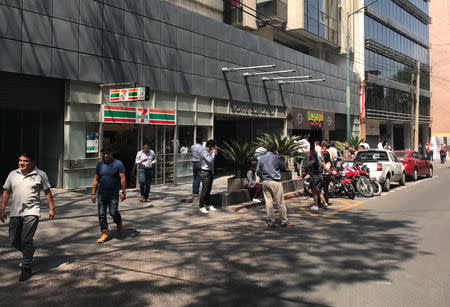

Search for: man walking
xmin=135 ymin=144 xmax=157 ymax=202
xmin=199 ymin=139 xmax=217 ymax=214
xmin=191 ymin=137 xmax=204 ymax=196
xmin=91 ymin=147 xmax=126 ymax=243
xmin=257 ymin=144 xmax=293 ymax=228
xmin=1 ymin=152 xmax=55 ymax=281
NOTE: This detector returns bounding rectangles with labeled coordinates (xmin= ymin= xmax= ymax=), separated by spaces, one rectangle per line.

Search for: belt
xmin=201 ymin=169 xmax=213 ymax=172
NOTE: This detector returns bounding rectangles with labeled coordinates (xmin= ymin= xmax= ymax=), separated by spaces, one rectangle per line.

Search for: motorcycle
xmin=302 ymin=167 xmax=356 ymax=200
xmin=328 ymin=167 xmax=356 ymax=199
xmin=342 ymin=162 xmax=374 ymax=197
xmin=360 ymin=165 xmax=382 ymax=196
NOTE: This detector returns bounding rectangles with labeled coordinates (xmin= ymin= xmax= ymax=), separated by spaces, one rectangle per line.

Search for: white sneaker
xmin=207 ymin=206 xmax=217 ymax=211
xmin=199 ymin=207 xmax=209 ymax=214
xmin=252 ymin=198 xmax=261 ymax=203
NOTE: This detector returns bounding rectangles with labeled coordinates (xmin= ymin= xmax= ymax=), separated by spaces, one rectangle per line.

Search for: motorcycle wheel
xmin=371 ymin=179 xmax=382 ymax=196
xmin=344 ymin=182 xmax=356 ymax=199
xmin=356 ymin=177 xmax=374 ymax=197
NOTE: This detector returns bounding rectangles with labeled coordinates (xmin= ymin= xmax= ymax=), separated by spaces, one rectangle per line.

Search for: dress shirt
xmin=200 ymin=148 xmax=215 ymax=171
xmin=135 ymin=150 xmax=157 ymax=168
xmin=256 ymin=152 xmax=286 ymax=181
xmin=191 ymin=143 xmax=205 ymax=162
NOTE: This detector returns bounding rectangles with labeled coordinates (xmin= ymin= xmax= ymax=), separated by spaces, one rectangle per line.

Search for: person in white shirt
xmin=135 ymin=144 xmax=157 ymax=202
xmin=330 ymin=141 xmax=338 ymax=164
xmin=359 ymin=139 xmax=370 ymax=149
xmin=377 ymin=140 xmax=384 ymax=150
xmin=314 ymin=141 xmax=322 ymax=160
xmin=1 ymin=152 xmax=55 ymax=281
xmin=295 ymin=136 xmax=310 ymax=176
xmin=190 ymin=137 xmax=204 ymax=196
xmin=199 ymin=139 xmax=217 ymax=214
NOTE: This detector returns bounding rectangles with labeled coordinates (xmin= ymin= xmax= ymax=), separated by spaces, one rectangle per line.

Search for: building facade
xmin=429 ymin=0 xmax=450 ymax=150
xmin=363 ymin=0 xmax=431 ymax=149
xmin=0 ymin=0 xmax=360 ymax=189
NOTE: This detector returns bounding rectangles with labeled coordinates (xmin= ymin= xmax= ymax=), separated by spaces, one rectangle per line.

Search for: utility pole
xmin=410 ymin=72 xmax=416 ymax=150
xmin=414 ymin=61 xmax=420 ymax=151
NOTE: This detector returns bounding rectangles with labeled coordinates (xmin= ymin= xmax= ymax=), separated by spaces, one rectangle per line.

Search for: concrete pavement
xmin=0 ymin=163 xmax=449 ymax=306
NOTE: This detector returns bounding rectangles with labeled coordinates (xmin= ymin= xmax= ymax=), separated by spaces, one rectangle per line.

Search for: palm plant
xmin=219 ymin=139 xmax=256 ymax=178
xmin=336 ymin=135 xmax=364 ymax=152
xmin=254 ymin=134 xmax=309 ymax=160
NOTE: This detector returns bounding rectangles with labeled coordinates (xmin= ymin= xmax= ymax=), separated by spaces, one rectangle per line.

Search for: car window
xmin=355 ymin=151 xmax=389 ymax=162
xmin=411 ymin=152 xmax=419 ymax=159
xmin=395 ymin=152 xmax=408 ymax=158
xmin=416 ymin=152 xmax=423 ymax=159
xmin=390 ymin=152 xmax=399 ymax=162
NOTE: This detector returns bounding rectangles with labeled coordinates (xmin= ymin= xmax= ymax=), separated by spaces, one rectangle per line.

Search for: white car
xmin=354 ymin=149 xmax=405 ymax=192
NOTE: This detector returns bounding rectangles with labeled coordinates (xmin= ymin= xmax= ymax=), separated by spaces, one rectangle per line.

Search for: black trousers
xmin=322 ymin=174 xmax=331 ymax=204
xmin=199 ymin=170 xmax=213 ymax=208
xmin=9 ymin=216 xmax=39 ymax=268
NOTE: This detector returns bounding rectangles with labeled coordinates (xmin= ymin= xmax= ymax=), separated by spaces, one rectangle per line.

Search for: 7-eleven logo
xmin=136 ymin=108 xmax=148 ymax=124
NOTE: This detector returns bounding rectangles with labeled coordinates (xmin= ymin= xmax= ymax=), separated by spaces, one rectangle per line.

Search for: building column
xmin=386 ymin=121 xmax=394 ymax=148
xmin=404 ymin=123 xmax=411 ymax=150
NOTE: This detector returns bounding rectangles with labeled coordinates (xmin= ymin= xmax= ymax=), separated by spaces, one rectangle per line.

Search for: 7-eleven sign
xmin=136 ymin=108 xmax=148 ymax=124
xmin=109 ymin=87 xmax=149 ymax=102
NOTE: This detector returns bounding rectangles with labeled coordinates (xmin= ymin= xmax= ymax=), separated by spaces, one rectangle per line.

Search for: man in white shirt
xmin=199 ymin=139 xmax=217 ymax=214
xmin=330 ymin=141 xmax=338 ymax=164
xmin=190 ymin=137 xmax=204 ymax=196
xmin=359 ymin=139 xmax=370 ymax=149
xmin=135 ymin=144 xmax=157 ymax=202
xmin=295 ymin=136 xmax=310 ymax=176
xmin=377 ymin=140 xmax=384 ymax=150
xmin=1 ymin=152 xmax=55 ymax=281
xmin=314 ymin=141 xmax=322 ymax=159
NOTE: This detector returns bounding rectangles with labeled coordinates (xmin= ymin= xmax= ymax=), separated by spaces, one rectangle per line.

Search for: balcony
xmin=256 ymin=0 xmax=287 ymax=26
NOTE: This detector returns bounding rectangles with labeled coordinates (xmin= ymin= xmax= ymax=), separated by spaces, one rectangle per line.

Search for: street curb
xmin=225 ymin=190 xmax=305 ymax=213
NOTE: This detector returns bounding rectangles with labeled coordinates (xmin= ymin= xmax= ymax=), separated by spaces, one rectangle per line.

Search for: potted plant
xmin=219 ymin=139 xmax=256 ymax=191
xmin=255 ymin=134 xmax=309 ymax=181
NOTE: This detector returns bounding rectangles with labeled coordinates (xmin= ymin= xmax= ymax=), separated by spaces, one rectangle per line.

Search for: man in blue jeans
xmin=135 ymin=144 xmax=157 ymax=202
xmin=91 ymin=147 xmax=127 ymax=243
xmin=191 ymin=137 xmax=204 ymax=196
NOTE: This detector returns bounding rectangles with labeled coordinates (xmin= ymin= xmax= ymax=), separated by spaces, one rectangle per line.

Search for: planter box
xmin=228 ymin=177 xmax=244 ymax=192
xmin=280 ymin=171 xmax=292 ymax=181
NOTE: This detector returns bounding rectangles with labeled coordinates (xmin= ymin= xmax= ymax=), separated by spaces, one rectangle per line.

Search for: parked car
xmin=354 ymin=149 xmax=405 ymax=192
xmin=393 ymin=150 xmax=433 ymax=181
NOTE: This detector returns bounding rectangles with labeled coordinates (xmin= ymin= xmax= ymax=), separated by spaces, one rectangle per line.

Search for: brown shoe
xmin=139 ymin=196 xmax=144 ymax=202
xmin=281 ymin=222 xmax=294 ymax=227
xmin=117 ymin=222 xmax=123 ymax=234
xmin=97 ymin=229 xmax=109 ymax=243
xmin=145 ymin=198 xmax=151 ymax=203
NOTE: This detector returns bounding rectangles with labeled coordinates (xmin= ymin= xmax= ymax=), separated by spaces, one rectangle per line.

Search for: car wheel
xmin=383 ymin=176 xmax=390 ymax=192
xmin=427 ymin=166 xmax=433 ymax=178
xmin=412 ymin=168 xmax=418 ymax=181
xmin=399 ymin=173 xmax=406 ymax=186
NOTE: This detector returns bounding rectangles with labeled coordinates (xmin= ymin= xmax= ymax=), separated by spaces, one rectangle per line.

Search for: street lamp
xmin=346 ymin=0 xmax=378 ymax=141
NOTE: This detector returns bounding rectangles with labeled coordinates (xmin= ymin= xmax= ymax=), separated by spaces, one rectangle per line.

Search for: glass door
xmin=142 ymin=125 xmax=175 ymax=184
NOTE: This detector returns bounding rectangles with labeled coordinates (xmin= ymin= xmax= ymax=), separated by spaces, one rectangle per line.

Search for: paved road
xmin=1 ymin=164 xmax=449 ymax=306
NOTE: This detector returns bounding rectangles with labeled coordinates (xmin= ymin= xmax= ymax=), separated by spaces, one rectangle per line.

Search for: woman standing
xmin=322 ymin=151 xmax=332 ymax=206
xmin=305 ymin=152 xmax=328 ymax=211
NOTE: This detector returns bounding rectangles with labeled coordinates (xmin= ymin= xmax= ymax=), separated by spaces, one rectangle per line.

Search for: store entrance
xmin=142 ymin=125 xmax=175 ymax=185
xmin=103 ymin=124 xmax=138 ymax=188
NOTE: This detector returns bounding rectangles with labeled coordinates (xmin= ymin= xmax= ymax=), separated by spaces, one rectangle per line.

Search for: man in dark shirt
xmin=91 ymin=147 xmax=127 ymax=243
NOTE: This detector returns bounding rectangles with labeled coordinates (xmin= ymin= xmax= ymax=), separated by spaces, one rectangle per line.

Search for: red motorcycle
xmin=341 ymin=162 xmax=374 ymax=197
xmin=328 ymin=167 xmax=356 ymax=199
xmin=302 ymin=165 xmax=356 ymax=199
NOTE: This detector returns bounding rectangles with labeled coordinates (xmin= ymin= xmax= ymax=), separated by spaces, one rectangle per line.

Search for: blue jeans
xmin=139 ymin=167 xmax=153 ymax=199
xmin=98 ymin=194 xmax=121 ymax=231
xmin=192 ymin=161 xmax=202 ymax=194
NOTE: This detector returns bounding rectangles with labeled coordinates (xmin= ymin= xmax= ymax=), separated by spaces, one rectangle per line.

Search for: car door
xmin=414 ymin=152 xmax=425 ymax=175
xmin=389 ymin=152 xmax=403 ymax=181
